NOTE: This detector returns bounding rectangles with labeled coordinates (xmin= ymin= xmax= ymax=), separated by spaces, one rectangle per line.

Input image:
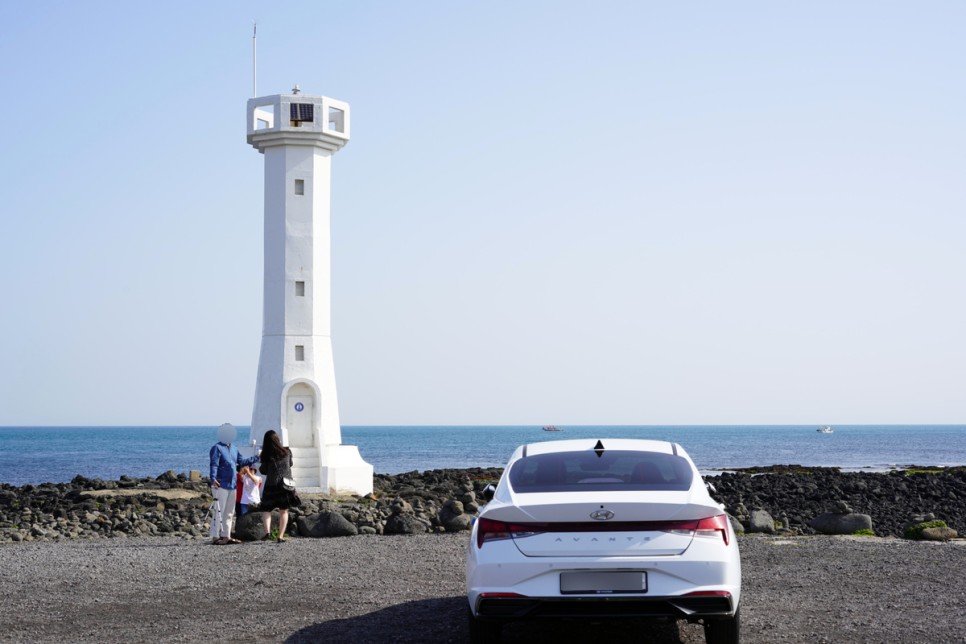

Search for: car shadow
xmin=285 ymin=596 xmax=701 ymax=643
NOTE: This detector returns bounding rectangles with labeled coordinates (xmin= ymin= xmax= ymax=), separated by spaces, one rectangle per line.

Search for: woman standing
xmin=258 ymin=430 xmax=298 ymax=542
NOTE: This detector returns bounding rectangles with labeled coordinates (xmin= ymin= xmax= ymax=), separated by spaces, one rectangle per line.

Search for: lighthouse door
xmin=285 ymin=383 xmax=315 ymax=448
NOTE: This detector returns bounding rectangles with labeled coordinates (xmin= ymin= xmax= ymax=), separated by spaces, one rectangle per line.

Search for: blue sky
xmin=1 ymin=2 xmax=964 ymax=426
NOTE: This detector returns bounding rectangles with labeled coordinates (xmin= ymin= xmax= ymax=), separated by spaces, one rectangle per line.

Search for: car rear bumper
xmin=467 ymin=544 xmax=741 ymax=605
xmin=475 ymin=592 xmax=736 ymax=620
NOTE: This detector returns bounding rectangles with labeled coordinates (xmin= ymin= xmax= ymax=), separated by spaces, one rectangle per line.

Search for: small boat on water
xmin=542 ymin=425 xmax=561 ymax=432
xmin=816 ymin=426 xmax=833 ymax=433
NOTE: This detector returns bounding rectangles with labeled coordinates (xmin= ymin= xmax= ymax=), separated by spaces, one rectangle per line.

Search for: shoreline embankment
xmin=1 ymin=466 xmax=964 ymax=543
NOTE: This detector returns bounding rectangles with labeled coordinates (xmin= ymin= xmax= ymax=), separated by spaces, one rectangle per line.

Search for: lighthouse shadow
xmin=285 ymin=596 xmax=695 ymax=643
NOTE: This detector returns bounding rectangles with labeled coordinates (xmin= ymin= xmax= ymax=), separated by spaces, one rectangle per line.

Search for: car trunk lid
xmin=481 ymin=491 xmax=723 ymax=557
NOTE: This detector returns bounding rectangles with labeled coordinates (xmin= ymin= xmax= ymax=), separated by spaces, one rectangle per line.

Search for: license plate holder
xmin=560 ymin=571 xmax=648 ymax=595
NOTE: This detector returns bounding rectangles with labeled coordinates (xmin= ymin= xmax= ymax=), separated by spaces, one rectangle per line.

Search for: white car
xmin=466 ymin=439 xmax=741 ymax=643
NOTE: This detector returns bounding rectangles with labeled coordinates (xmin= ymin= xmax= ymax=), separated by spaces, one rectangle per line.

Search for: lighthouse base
xmin=321 ymin=445 xmax=374 ymax=496
xmin=289 ymin=444 xmax=373 ymax=496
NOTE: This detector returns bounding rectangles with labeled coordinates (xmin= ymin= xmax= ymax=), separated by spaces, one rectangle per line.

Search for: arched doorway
xmin=285 ymin=382 xmax=315 ymax=447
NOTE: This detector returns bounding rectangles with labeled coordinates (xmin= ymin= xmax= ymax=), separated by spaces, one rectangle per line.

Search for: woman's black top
xmin=259 ymin=452 xmax=297 ymax=510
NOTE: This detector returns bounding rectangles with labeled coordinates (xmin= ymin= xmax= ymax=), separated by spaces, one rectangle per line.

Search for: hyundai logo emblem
xmin=590 ymin=509 xmax=615 ymax=521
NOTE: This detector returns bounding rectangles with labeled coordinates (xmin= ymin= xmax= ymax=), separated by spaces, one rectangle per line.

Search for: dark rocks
xmin=808 ymin=512 xmax=873 ymax=535
xmin=710 ymin=467 xmax=966 ymax=537
xmin=0 ymin=474 xmax=213 ymax=543
xmin=726 ymin=514 xmax=744 ymax=535
xmin=437 ymin=499 xmax=473 ymax=532
xmin=805 ymin=498 xmax=874 ymax=535
xmin=298 ymin=511 xmax=358 ymax=538
xmin=3 ymin=465 xmax=965 ymax=542
xmin=384 ymin=514 xmax=428 ymax=535
xmin=390 ymin=499 xmax=413 ymax=516
xmin=234 ymin=512 xmax=268 ymax=541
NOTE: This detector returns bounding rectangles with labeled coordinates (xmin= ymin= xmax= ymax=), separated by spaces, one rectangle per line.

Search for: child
xmin=239 ymin=466 xmax=263 ymax=516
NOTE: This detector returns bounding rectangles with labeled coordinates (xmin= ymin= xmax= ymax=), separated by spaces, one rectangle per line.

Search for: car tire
xmin=467 ymin=606 xmax=502 ymax=643
xmin=704 ymin=607 xmax=740 ymax=644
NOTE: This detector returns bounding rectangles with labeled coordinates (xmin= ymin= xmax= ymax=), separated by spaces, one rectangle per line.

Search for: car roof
xmin=516 ymin=438 xmax=681 ymax=459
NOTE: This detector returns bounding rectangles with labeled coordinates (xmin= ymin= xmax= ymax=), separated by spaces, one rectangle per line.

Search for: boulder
xmin=390 ymin=499 xmax=414 ymax=516
xmin=298 ymin=511 xmax=358 ymax=538
xmin=808 ymin=512 xmax=873 ymax=535
xmin=441 ymin=513 xmax=473 ymax=532
xmin=438 ymin=500 xmax=473 ymax=532
xmin=233 ymin=511 xmax=268 ymax=541
xmin=920 ymin=526 xmax=958 ymax=541
xmin=835 ymin=500 xmax=853 ymax=514
xmin=732 ymin=502 xmax=749 ymax=526
xmin=727 ymin=513 xmax=745 ymax=535
xmin=384 ymin=513 xmax=428 ymax=535
xmin=747 ymin=510 xmax=775 ymax=534
xmin=443 ymin=499 xmax=464 ymax=515
xmin=902 ymin=513 xmax=936 ymax=534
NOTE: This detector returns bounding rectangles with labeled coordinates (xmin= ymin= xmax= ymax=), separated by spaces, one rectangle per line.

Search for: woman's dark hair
xmin=260 ymin=430 xmax=290 ymax=462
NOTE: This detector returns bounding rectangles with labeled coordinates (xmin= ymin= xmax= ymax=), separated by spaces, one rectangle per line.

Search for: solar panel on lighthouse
xmin=290 ymin=103 xmax=314 ymax=123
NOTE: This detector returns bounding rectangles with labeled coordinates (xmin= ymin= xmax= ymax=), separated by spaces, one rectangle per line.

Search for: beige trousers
xmin=209 ymin=486 xmax=236 ymax=539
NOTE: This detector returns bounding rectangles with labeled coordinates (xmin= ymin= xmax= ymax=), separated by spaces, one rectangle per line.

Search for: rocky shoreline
xmin=1 ymin=466 xmax=964 ymax=543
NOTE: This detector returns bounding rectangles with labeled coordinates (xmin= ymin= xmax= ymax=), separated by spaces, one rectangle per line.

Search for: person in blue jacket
xmin=209 ymin=423 xmax=259 ymax=545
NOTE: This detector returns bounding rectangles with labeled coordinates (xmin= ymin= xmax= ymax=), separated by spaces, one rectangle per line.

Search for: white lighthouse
xmin=246 ymin=87 xmax=373 ymax=496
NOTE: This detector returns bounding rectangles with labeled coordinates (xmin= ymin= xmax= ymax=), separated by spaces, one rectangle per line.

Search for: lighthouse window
xmin=295 ymin=345 xmax=305 ymax=361
xmin=290 ymin=103 xmax=314 ymax=125
xmin=294 ymin=179 xmax=305 ymax=195
xmin=328 ymin=107 xmax=345 ymax=133
xmin=252 ymin=103 xmax=275 ymax=131
xmin=295 ymin=281 xmax=305 ymax=296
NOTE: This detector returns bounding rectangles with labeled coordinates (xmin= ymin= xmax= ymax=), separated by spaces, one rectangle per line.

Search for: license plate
xmin=560 ymin=571 xmax=648 ymax=594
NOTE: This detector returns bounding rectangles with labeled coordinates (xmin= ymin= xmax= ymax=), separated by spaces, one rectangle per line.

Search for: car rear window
xmin=508 ymin=450 xmax=694 ymax=493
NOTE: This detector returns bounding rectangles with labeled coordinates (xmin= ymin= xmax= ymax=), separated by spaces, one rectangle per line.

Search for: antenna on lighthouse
xmin=252 ymin=21 xmax=257 ymax=98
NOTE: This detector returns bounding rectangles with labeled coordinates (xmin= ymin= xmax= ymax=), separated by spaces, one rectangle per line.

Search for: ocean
xmin=0 ymin=425 xmax=964 ymax=487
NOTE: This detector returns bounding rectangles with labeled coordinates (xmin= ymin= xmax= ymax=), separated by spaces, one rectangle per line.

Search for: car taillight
xmin=476 ymin=518 xmax=545 ymax=548
xmin=657 ymin=515 xmax=730 ymax=545
xmin=475 ymin=516 xmax=730 ymax=547
xmin=694 ymin=514 xmax=730 ymax=545
xmin=476 ymin=518 xmax=509 ymax=548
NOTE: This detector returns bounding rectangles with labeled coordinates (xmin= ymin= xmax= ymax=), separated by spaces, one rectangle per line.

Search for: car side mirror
xmin=705 ymin=481 xmax=717 ymax=494
xmin=482 ymin=484 xmax=496 ymax=502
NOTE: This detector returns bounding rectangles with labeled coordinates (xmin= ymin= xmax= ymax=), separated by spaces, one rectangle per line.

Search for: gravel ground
xmin=1 ymin=534 xmax=964 ymax=643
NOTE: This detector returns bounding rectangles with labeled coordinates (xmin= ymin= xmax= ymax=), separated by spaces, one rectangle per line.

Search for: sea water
xmin=0 ymin=425 xmax=964 ymax=486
